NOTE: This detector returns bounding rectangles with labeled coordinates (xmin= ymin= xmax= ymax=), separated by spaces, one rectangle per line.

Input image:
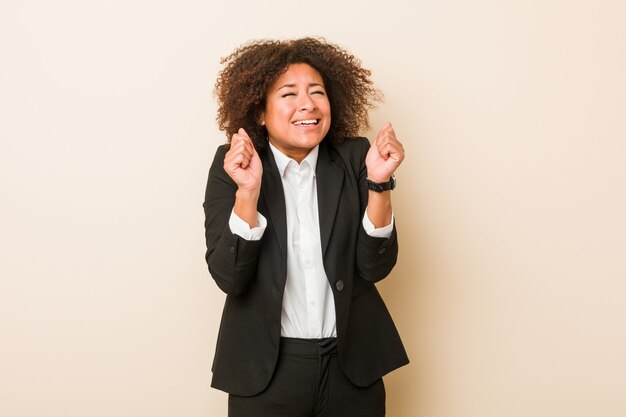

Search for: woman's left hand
xmin=365 ymin=122 xmax=405 ymax=183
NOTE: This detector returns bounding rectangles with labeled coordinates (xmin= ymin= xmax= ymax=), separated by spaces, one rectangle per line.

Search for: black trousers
xmin=228 ymin=337 xmax=386 ymax=417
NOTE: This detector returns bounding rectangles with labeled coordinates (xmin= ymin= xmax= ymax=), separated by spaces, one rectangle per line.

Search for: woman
xmin=204 ymin=37 xmax=408 ymax=417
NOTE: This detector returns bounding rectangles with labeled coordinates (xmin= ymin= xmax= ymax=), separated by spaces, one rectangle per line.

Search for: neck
xmin=269 ymin=141 xmax=311 ymax=164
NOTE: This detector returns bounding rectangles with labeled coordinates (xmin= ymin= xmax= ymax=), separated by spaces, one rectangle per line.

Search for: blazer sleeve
xmin=203 ymin=145 xmax=262 ymax=296
xmin=353 ymin=138 xmax=399 ymax=283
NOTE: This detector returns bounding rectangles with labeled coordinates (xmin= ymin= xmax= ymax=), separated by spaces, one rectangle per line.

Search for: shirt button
xmin=336 ymin=280 xmax=344 ymax=291
xmin=304 ymin=258 xmax=311 ymax=265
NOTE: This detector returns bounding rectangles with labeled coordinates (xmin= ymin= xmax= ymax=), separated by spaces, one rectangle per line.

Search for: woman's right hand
xmin=224 ymin=128 xmax=263 ymax=227
xmin=223 ymin=128 xmax=263 ymax=194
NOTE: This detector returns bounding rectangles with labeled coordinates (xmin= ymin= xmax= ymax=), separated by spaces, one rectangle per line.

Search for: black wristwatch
xmin=366 ymin=175 xmax=396 ymax=192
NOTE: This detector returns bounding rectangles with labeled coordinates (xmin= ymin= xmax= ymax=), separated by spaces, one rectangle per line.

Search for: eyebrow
xmin=277 ymin=82 xmax=325 ymax=90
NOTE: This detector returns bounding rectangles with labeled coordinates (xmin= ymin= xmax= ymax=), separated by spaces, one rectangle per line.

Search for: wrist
xmin=366 ymin=175 xmax=396 ymax=192
xmin=366 ymin=174 xmax=391 ymax=183
xmin=235 ymin=188 xmax=260 ymax=201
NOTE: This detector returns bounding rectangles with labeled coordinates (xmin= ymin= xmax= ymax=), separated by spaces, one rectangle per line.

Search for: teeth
xmin=293 ymin=119 xmax=318 ymax=125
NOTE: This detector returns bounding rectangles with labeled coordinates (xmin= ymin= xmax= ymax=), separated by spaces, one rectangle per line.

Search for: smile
xmin=292 ymin=119 xmax=319 ymax=126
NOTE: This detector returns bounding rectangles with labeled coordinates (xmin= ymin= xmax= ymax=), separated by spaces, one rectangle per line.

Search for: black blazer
xmin=203 ymin=137 xmax=409 ymax=396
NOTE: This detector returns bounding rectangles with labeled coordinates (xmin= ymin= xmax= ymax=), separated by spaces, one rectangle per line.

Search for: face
xmin=262 ymin=63 xmax=331 ymax=163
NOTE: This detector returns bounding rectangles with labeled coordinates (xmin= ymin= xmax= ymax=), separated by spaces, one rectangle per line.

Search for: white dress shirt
xmin=228 ymin=142 xmax=393 ymax=338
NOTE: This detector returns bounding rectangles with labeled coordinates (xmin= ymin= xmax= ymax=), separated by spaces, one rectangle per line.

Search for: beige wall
xmin=2 ymin=0 xmax=625 ymax=416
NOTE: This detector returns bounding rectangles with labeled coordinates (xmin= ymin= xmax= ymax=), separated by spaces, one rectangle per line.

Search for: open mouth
xmin=292 ymin=119 xmax=319 ymax=126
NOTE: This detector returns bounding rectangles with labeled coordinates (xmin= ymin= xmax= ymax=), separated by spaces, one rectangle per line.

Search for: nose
xmin=298 ymin=94 xmax=316 ymax=111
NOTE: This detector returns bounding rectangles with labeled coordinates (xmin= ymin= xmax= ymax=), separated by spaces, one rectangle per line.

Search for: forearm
xmin=207 ymin=228 xmax=261 ymax=296
xmin=366 ymin=190 xmax=393 ymax=228
xmin=234 ymin=189 xmax=261 ymax=228
xmin=204 ymin=145 xmax=262 ymax=296
xmin=356 ymin=223 xmax=398 ymax=282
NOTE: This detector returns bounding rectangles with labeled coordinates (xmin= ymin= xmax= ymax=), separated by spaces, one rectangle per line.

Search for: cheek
xmin=321 ymin=100 xmax=331 ymax=117
xmin=322 ymin=104 xmax=332 ymax=123
xmin=271 ymin=105 xmax=294 ymax=122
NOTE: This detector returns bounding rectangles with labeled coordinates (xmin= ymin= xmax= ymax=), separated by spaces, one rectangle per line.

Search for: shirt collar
xmin=268 ymin=141 xmax=319 ymax=177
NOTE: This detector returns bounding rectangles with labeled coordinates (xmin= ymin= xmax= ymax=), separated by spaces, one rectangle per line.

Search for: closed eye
xmin=281 ymin=92 xmax=296 ymax=98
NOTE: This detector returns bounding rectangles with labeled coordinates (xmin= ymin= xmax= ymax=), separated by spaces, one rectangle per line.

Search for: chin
xmin=300 ymin=133 xmax=326 ymax=146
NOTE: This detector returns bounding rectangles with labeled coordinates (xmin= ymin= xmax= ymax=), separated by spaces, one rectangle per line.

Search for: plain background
xmin=2 ymin=0 xmax=625 ymax=416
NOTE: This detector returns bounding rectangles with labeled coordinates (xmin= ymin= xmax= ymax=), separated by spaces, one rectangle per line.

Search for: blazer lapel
xmin=316 ymin=142 xmax=345 ymax=257
xmin=260 ymin=149 xmax=288 ymax=262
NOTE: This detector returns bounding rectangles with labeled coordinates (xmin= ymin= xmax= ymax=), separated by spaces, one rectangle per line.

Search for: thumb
xmin=238 ymin=128 xmax=257 ymax=154
xmin=377 ymin=122 xmax=392 ymax=141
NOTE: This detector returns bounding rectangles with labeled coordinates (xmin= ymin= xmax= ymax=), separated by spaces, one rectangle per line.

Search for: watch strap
xmin=366 ymin=175 xmax=396 ymax=192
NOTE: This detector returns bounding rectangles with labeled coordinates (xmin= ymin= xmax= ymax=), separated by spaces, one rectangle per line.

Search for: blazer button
xmin=229 ymin=246 xmax=235 ymax=254
xmin=335 ymin=280 xmax=344 ymax=291
xmin=378 ymin=247 xmax=387 ymax=255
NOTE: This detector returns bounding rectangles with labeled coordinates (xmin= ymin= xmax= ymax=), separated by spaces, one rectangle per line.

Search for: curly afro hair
xmin=214 ymin=37 xmax=382 ymax=150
